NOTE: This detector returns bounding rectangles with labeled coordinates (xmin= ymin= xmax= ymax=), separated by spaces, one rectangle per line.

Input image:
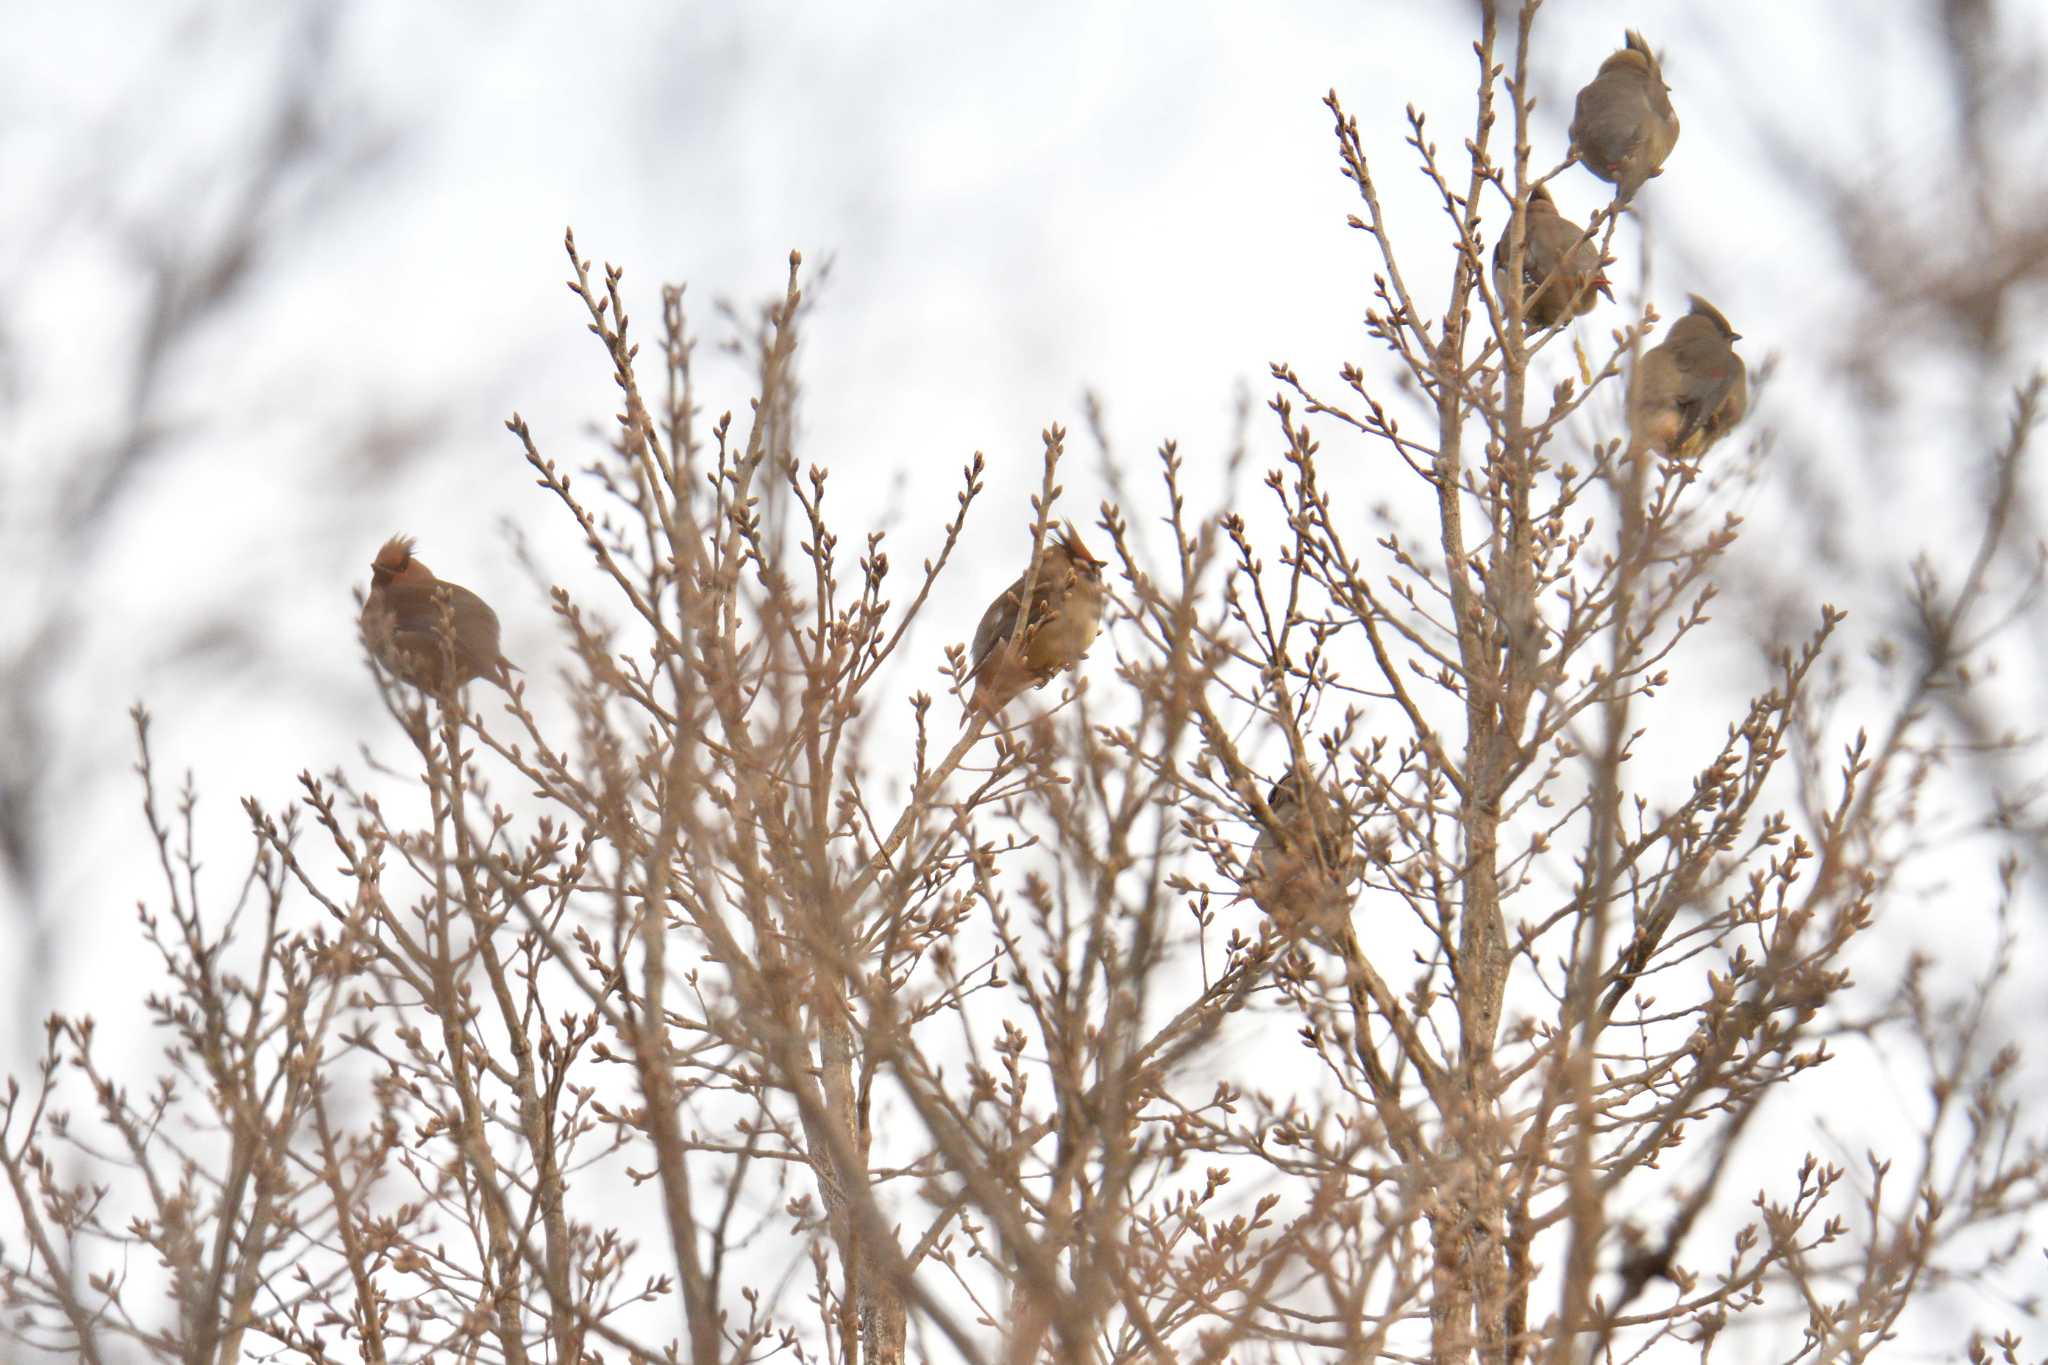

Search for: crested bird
xmin=966 ymin=521 xmax=1108 ymax=714
xmin=1627 ymin=296 xmax=1749 ymax=459
xmin=1242 ymin=769 xmax=1359 ymax=935
xmin=361 ymin=535 xmax=517 ymax=693
xmin=1494 ymin=183 xmax=1612 ymax=329
xmin=1569 ymin=31 xmax=1680 ymax=203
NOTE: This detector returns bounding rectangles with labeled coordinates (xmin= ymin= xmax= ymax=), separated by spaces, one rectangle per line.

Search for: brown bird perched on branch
xmin=1241 ymin=769 xmax=1359 ymax=936
xmin=360 ymin=535 xmax=517 ymax=693
xmin=1627 ymin=296 xmax=1748 ymax=459
xmin=966 ymin=521 xmax=1107 ymax=714
xmin=1493 ymin=184 xmax=1612 ymax=329
xmin=1569 ymin=31 xmax=1679 ymax=203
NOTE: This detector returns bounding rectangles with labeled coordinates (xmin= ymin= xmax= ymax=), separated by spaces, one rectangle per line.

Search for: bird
xmin=1493 ymin=184 xmax=1612 ymax=329
xmin=966 ymin=521 xmax=1108 ymax=714
xmin=360 ymin=535 xmax=517 ymax=693
xmin=1241 ymin=769 xmax=1359 ymax=935
xmin=1626 ymin=296 xmax=1749 ymax=459
xmin=1569 ymin=31 xmax=1679 ymax=203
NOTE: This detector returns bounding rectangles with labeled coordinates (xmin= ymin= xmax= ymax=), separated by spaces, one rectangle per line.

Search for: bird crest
xmin=372 ymin=535 xmax=420 ymax=581
xmin=1686 ymin=295 xmax=1739 ymax=339
xmin=1053 ymin=520 xmax=1105 ymax=571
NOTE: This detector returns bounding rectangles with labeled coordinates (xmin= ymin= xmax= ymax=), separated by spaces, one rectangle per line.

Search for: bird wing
xmin=378 ymin=583 xmax=453 ymax=647
xmin=445 ymin=584 xmax=506 ymax=676
xmin=1669 ymin=340 xmax=1740 ymax=452
xmin=1497 ymin=213 xmax=1556 ymax=285
xmin=968 ymin=571 xmax=1029 ymax=680
xmin=381 ymin=582 xmax=506 ymax=684
xmin=1541 ymin=214 xmax=1600 ymax=279
xmin=1571 ymin=79 xmax=1646 ymax=170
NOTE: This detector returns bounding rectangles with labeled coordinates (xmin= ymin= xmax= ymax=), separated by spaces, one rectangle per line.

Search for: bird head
xmin=1053 ymin=521 xmax=1107 ymax=579
xmin=371 ymin=535 xmax=433 ymax=589
xmin=1257 ymin=766 xmax=1356 ymax=871
xmin=1604 ymin=30 xmax=1661 ymax=81
xmin=1265 ymin=769 xmax=1306 ymax=818
xmin=1621 ymin=30 xmax=1667 ymax=82
xmin=1686 ymin=295 xmax=1740 ymax=340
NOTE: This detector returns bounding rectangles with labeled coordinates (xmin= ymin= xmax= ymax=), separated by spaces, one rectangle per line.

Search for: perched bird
xmin=1241 ymin=769 xmax=1359 ymax=935
xmin=966 ymin=521 xmax=1108 ymax=714
xmin=1493 ymin=184 xmax=1612 ymax=329
xmin=360 ymin=535 xmax=517 ymax=693
xmin=1626 ymin=296 xmax=1749 ymax=458
xmin=1569 ymin=31 xmax=1679 ymax=203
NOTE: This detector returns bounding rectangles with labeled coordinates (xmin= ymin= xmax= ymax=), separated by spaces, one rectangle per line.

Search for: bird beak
xmin=1595 ymin=274 xmax=1614 ymax=302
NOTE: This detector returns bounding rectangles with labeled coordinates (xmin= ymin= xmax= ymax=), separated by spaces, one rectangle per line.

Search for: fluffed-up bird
xmin=1493 ymin=184 xmax=1612 ymax=329
xmin=1626 ymin=296 xmax=1749 ymax=459
xmin=1241 ymin=769 xmax=1359 ymax=935
xmin=966 ymin=521 xmax=1108 ymax=714
xmin=361 ymin=535 xmax=517 ymax=693
xmin=1569 ymin=31 xmax=1679 ymax=203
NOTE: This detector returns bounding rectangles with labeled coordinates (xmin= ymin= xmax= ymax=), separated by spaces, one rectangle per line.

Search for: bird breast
xmin=1022 ymin=575 xmax=1105 ymax=674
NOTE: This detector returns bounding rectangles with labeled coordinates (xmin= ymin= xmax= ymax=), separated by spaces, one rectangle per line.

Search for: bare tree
xmin=5 ymin=6 xmax=2045 ymax=1363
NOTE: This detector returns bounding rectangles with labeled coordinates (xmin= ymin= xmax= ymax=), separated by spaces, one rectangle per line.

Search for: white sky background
xmin=4 ymin=0 xmax=2047 ymax=1353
